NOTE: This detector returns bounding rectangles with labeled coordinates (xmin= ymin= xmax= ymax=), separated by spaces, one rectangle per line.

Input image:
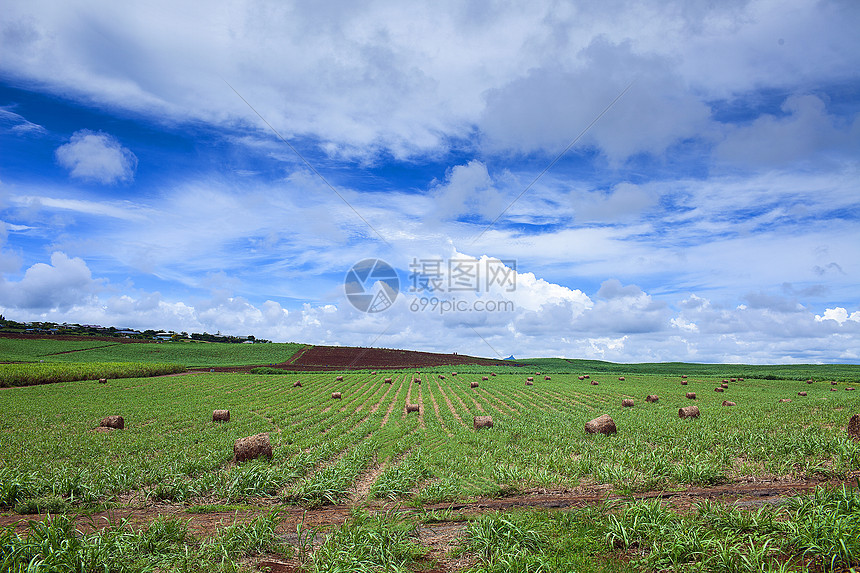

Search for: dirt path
xmin=1 ymin=477 xmax=849 ymax=538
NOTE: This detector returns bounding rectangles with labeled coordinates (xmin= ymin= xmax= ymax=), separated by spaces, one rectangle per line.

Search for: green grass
xmin=1 ymin=369 xmax=858 ymax=512
xmin=0 ymin=338 xmax=303 ymax=367
xmin=0 ymin=362 xmax=185 ymax=387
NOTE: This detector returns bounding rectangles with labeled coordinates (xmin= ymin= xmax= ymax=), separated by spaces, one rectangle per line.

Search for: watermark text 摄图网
xmin=408 ymin=257 xmax=517 ymax=294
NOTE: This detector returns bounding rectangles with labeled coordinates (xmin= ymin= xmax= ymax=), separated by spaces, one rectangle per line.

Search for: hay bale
xmin=832 ymin=381 xmax=838 ymax=385
xmin=738 ymin=378 xmax=745 ymax=381
xmin=439 ymin=375 xmax=445 ymax=379
xmin=98 ymin=378 xmax=107 ymax=384
xmin=831 ymin=388 xmax=838 ymax=392
xmin=336 ymin=375 xmax=344 ymax=381
xmin=584 ymin=375 xmax=590 ymax=379
xmin=371 ymin=371 xmax=376 ymax=375
xmin=578 ymin=376 xmax=585 ymax=380
xmin=99 ymin=415 xmax=124 ymax=429
xmin=233 ymin=433 xmax=272 ymax=464
xmin=452 ymin=372 xmax=458 ymax=376
xmin=682 ymin=375 xmax=688 ymax=378
xmin=482 ymin=376 xmax=489 ymax=381
xmin=527 ymin=377 xmax=534 ymax=382
xmin=618 ymin=376 xmax=625 ymax=381
xmin=384 ymin=377 xmax=393 ymax=384
xmin=645 ymin=395 xmax=659 ymax=403
xmin=470 ymin=381 xmax=479 ymax=388
xmin=721 ymin=383 xmax=729 ymax=389
xmin=722 ymin=401 xmax=736 ymax=406
xmin=715 ymin=387 xmax=724 ymax=393
xmin=730 ymin=378 xmax=737 ymax=382
xmin=798 ymin=391 xmax=807 ymax=397
xmin=491 ymin=372 xmax=496 ymax=377
xmin=293 ymin=381 xmax=302 ymax=387
xmin=807 ymin=380 xmax=813 ymax=384
xmin=474 ymin=416 xmax=493 ymax=430
xmin=591 ymin=381 xmax=599 ymax=386
xmin=779 ymin=398 xmax=791 ymax=403
xmin=544 ymin=376 xmax=551 ymax=380
xmin=332 ymin=392 xmax=342 ymax=399
xmin=585 ymin=414 xmax=616 ymax=435
xmin=848 ymin=414 xmax=860 ymax=441
xmin=406 ymin=404 xmax=419 ymax=413
xmin=622 ymin=398 xmax=634 ymax=407
xmin=678 ymin=405 xmax=700 ymax=418
xmin=212 ymin=409 xmax=230 ymax=422
xmin=847 ymin=387 xmax=856 ymax=391
xmin=414 ymin=377 xmax=421 ymax=383
xmin=686 ymin=392 xmax=696 ymax=399
xmin=681 ymin=380 xmax=688 ymax=385
xmin=526 ymin=380 xmax=533 ymax=386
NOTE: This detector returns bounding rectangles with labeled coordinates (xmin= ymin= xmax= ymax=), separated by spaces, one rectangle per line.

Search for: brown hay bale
xmin=98 ymin=378 xmax=107 ymax=384
xmin=738 ymin=378 xmax=744 ymax=381
xmin=682 ymin=375 xmax=688 ymax=378
xmin=371 ymin=371 xmax=376 ymax=375
xmin=491 ymin=372 xmax=496 ymax=376
xmin=645 ymin=395 xmax=659 ymax=403
xmin=470 ymin=381 xmax=479 ymax=388
xmin=578 ymin=375 xmax=585 ymax=380
xmin=233 ymin=433 xmax=272 ymax=463
xmin=482 ymin=376 xmax=489 ymax=381
xmin=584 ymin=375 xmax=590 ymax=379
xmin=807 ymin=380 xmax=813 ymax=384
xmin=336 ymin=375 xmax=343 ymax=381
xmin=798 ymin=391 xmax=807 ymax=397
xmin=585 ymin=414 xmax=616 ymax=435
xmin=831 ymin=381 xmax=838 ymax=385
xmin=618 ymin=376 xmax=625 ymax=381
xmin=527 ymin=377 xmax=534 ymax=382
xmin=831 ymin=388 xmax=838 ymax=392
xmin=591 ymin=381 xmax=599 ymax=386
xmin=474 ymin=415 xmax=493 ymax=430
xmin=414 ymin=377 xmax=421 ymax=383
xmin=406 ymin=404 xmax=419 ymax=413
xmin=686 ymin=392 xmax=696 ymax=399
xmin=681 ymin=380 xmax=688 ymax=385
xmin=847 ymin=387 xmax=856 ymax=391
xmin=293 ymin=381 xmax=302 ymax=387
xmin=730 ymin=378 xmax=737 ymax=382
xmin=779 ymin=398 xmax=791 ymax=403
xmin=721 ymin=383 xmax=729 ymax=389
xmin=622 ymin=398 xmax=634 ymax=407
xmin=439 ymin=375 xmax=445 ymax=379
xmin=212 ymin=409 xmax=230 ymax=422
xmin=848 ymin=414 xmax=860 ymax=441
xmin=332 ymin=392 xmax=342 ymax=399
xmin=526 ymin=381 xmax=533 ymax=386
xmin=452 ymin=372 xmax=458 ymax=376
xmin=384 ymin=377 xmax=392 ymax=384
xmin=722 ymin=401 xmax=736 ymax=406
xmin=678 ymin=405 xmax=700 ymax=418
xmin=715 ymin=387 xmax=724 ymax=393
xmin=99 ymin=415 xmax=124 ymax=429
xmin=544 ymin=376 xmax=551 ymax=380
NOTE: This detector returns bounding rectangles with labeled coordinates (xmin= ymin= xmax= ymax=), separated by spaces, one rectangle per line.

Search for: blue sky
xmin=1 ymin=0 xmax=859 ymax=363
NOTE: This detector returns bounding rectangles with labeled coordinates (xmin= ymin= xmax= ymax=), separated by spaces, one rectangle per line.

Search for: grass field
xmin=2 ymin=349 xmax=860 ymax=571
xmin=0 ymin=338 xmax=304 ymax=367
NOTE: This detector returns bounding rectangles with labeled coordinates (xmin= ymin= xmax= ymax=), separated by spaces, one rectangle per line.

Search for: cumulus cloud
xmin=815 ymin=307 xmax=860 ymax=324
xmin=716 ymin=95 xmax=860 ymax=168
xmin=0 ymin=251 xmax=103 ymax=310
xmin=55 ymin=130 xmax=137 ymax=184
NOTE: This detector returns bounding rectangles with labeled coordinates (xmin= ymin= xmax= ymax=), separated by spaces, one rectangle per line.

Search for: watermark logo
xmin=344 ymin=258 xmax=399 ymax=313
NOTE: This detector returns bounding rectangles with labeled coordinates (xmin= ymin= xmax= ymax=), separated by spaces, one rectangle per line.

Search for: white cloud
xmin=0 ymin=107 xmax=46 ymax=135
xmin=815 ymin=307 xmax=860 ymax=324
xmin=55 ymin=130 xmax=137 ymax=184
xmin=0 ymin=251 xmax=103 ymax=310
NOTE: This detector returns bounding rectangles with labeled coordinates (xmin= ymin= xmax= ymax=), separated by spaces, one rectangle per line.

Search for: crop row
xmin=1 ymin=370 xmax=858 ymax=510
xmin=0 ymin=362 xmax=186 ymax=387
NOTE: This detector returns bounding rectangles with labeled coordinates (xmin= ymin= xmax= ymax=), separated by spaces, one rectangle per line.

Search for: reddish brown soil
xmin=0 ymin=332 xmax=152 ymax=344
